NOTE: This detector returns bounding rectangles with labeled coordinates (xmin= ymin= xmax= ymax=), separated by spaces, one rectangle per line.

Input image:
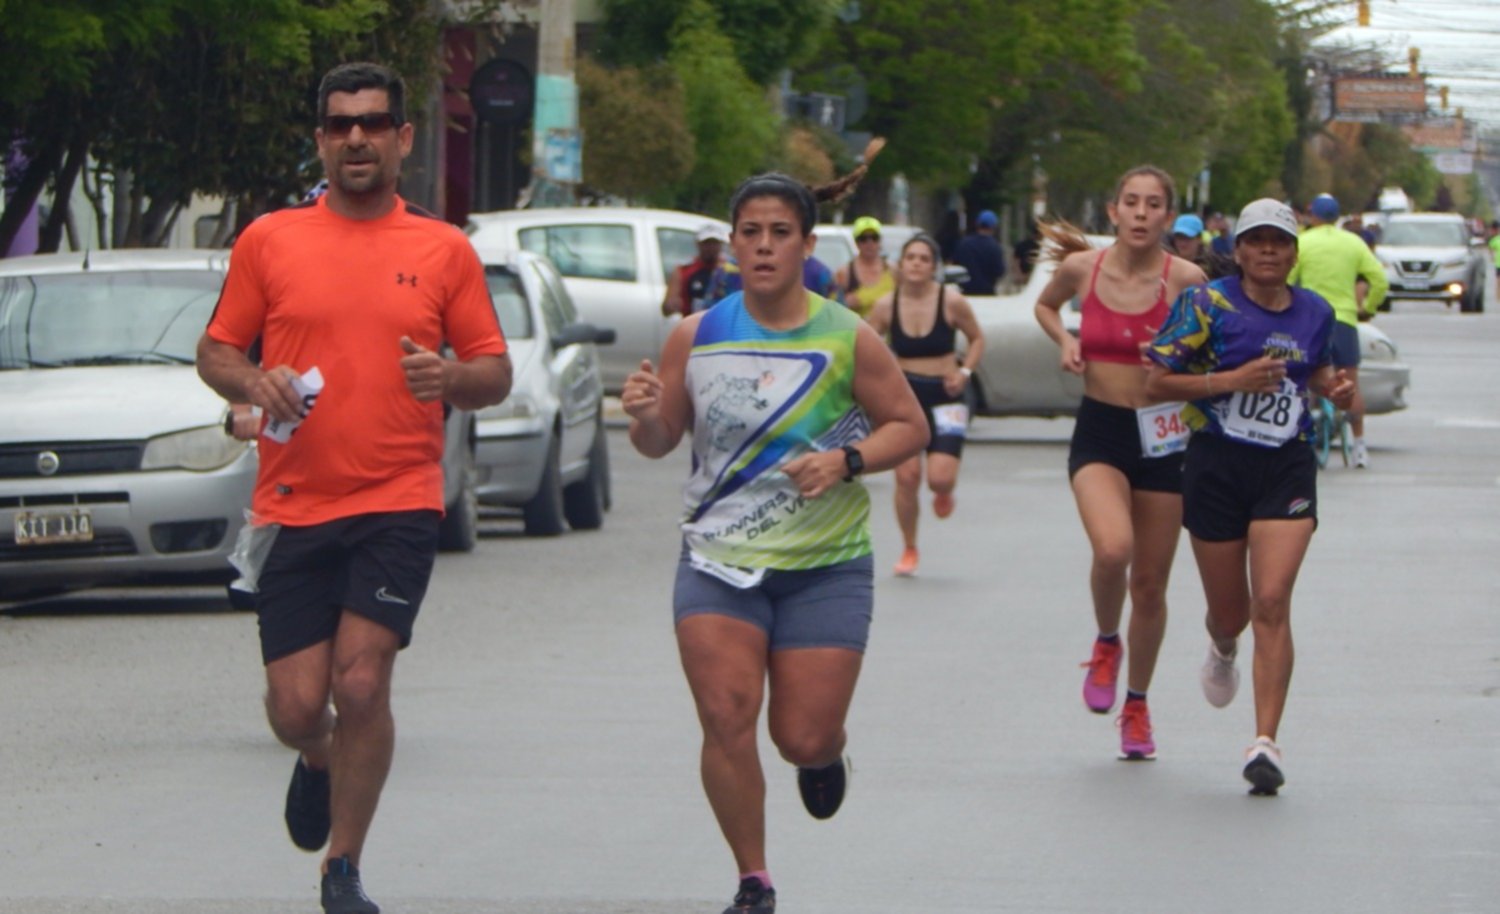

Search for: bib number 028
xmin=1236 ymin=391 xmax=1295 ymax=427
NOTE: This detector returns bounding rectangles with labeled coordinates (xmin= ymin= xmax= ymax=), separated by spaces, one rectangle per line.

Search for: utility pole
xmin=529 ymin=0 xmax=580 ymax=207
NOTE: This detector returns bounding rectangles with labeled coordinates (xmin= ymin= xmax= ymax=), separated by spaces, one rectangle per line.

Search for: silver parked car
xmin=1375 ymin=212 xmax=1488 ymax=312
xmin=466 ymin=207 xmax=728 ymax=392
xmin=966 ymin=238 xmax=1411 ymax=418
xmin=0 ymin=250 xmax=255 ymax=600
xmin=468 ymin=249 xmax=614 ymax=536
xmin=0 ymin=250 xmax=487 ymax=603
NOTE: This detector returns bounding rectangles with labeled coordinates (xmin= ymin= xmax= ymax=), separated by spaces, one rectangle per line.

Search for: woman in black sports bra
xmin=866 ymin=234 xmax=985 ymax=577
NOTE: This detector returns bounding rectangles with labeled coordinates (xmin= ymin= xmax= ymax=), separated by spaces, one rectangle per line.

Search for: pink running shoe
xmin=893 ymin=547 xmax=919 ymax=577
xmin=1117 ymin=699 xmax=1156 ymax=760
xmin=1080 ymin=638 xmax=1122 ymax=713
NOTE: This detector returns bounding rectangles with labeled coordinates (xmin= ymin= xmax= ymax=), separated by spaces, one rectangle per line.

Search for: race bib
xmin=688 ymin=549 xmax=767 ymax=590
xmin=1136 ymin=402 xmax=1190 ymax=458
xmin=931 ymin=402 xmax=969 ymax=438
xmin=1221 ymin=379 xmax=1303 ymax=447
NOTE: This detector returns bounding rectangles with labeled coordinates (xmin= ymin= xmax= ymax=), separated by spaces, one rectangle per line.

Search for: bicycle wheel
xmin=1311 ymin=399 xmax=1332 ymax=469
xmin=1336 ymin=409 xmax=1353 ymax=467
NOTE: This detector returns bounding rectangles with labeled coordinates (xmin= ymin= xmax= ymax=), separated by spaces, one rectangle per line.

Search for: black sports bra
xmin=890 ymin=284 xmax=957 ymax=359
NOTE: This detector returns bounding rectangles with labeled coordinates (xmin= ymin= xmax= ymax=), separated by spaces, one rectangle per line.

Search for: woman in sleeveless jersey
xmin=835 ymin=214 xmax=896 ymax=319
xmin=620 ymin=157 xmax=927 ymax=914
xmin=866 ymin=234 xmax=985 ymax=577
xmin=1145 ymin=198 xmax=1353 ymax=796
xmin=1033 ymin=166 xmax=1206 ymax=762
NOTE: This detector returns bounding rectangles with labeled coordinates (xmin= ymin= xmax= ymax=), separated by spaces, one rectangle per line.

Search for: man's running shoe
xmin=321 ymin=856 xmax=379 ymax=914
xmin=933 ymin=491 xmax=955 ymax=518
xmin=1353 ymin=440 xmax=1370 ymax=469
xmin=893 ymin=547 xmax=919 ymax=577
xmin=796 ymin=755 xmax=849 ymax=820
xmin=285 ymin=756 xmax=331 ymax=852
xmin=1200 ymin=641 xmax=1240 ymax=709
xmin=1243 ymin=736 xmax=1285 ymax=796
xmin=722 ymin=876 xmax=776 ymax=914
xmin=1116 ymin=698 xmax=1156 ymax=760
xmin=1080 ymin=637 xmax=1122 ymax=713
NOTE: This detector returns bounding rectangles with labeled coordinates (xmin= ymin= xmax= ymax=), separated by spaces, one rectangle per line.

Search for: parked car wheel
xmin=563 ymin=416 xmax=610 ymax=530
xmin=1461 ymin=278 xmax=1484 ymax=313
xmin=522 ymin=434 xmax=567 ymax=536
xmin=437 ymin=439 xmax=479 ymax=553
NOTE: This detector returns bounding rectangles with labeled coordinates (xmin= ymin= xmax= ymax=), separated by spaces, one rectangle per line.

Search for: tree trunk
xmin=37 ymin=138 xmax=89 ymax=253
xmin=0 ymin=140 xmax=64 ymax=256
xmin=142 ymin=197 xmax=182 ymax=248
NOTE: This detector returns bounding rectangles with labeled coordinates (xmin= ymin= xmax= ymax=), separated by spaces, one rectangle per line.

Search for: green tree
xmin=577 ymin=58 xmax=695 ymax=204
xmin=597 ymin=0 xmax=840 ymax=86
xmin=665 ymin=0 xmax=779 ymax=213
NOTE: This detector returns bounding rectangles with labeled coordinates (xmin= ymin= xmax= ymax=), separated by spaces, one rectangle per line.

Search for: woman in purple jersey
xmin=1145 ymin=199 xmax=1355 ymax=797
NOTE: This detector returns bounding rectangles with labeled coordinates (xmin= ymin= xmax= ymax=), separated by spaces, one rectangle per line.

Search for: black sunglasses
xmin=321 ymin=112 xmax=401 ymax=137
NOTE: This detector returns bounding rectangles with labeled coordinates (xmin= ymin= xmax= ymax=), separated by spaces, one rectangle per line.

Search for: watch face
xmin=844 ymin=445 xmax=864 ymax=477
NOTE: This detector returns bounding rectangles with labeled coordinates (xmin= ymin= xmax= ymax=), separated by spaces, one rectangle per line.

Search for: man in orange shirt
xmin=197 ymin=62 xmax=510 ymax=914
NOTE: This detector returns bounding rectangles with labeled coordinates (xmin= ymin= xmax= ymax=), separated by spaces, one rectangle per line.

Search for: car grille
xmin=0 ymin=442 xmax=144 ymax=478
xmin=1398 ymin=260 xmax=1434 ymax=275
xmin=0 ymin=492 xmax=130 ymax=509
xmin=0 ymin=531 xmax=137 ymax=562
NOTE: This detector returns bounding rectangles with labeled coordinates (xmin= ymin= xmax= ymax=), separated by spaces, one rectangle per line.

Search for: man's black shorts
xmin=1181 ymin=433 xmax=1317 ymax=542
xmin=254 ymin=510 xmax=440 ymax=664
xmin=1068 ymin=396 xmax=1184 ymax=494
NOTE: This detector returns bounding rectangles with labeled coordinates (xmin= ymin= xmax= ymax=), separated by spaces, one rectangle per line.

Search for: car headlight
xmin=141 ymin=426 xmax=250 ymax=471
xmin=1439 ymin=257 xmax=1468 ymax=269
xmin=1365 ymin=337 xmax=1398 ymax=360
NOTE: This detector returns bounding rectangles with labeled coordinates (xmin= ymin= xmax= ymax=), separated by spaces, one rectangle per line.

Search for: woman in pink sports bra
xmin=1033 ymin=165 xmax=1206 ymax=763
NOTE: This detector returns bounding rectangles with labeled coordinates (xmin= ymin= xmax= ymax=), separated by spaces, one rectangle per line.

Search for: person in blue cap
xmin=1168 ymin=213 xmax=1232 ymax=278
xmin=952 ymin=209 xmax=1007 ymax=295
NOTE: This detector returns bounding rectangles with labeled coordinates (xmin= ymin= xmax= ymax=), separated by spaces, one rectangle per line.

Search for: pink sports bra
xmin=1077 ymin=250 xmax=1172 ymax=365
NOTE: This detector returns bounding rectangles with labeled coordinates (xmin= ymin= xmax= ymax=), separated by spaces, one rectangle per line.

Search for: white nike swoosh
xmin=374 ymin=587 xmax=410 ymax=606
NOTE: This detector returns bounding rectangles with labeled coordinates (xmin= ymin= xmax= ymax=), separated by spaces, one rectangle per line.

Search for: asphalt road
xmin=1 ymin=295 xmax=1497 ymax=913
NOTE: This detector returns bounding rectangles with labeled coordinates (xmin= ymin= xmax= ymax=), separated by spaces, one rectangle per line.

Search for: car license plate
xmin=14 ymin=508 xmax=94 ymax=545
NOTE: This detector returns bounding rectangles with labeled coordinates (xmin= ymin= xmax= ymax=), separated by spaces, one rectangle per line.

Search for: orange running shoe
xmin=1117 ymin=698 xmax=1156 ymax=761
xmin=933 ymin=491 xmax=955 ymax=518
xmin=893 ymin=547 xmax=919 ymax=577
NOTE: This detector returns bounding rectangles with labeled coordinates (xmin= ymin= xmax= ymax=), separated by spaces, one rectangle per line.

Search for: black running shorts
xmin=254 ymin=510 xmax=440 ymax=664
xmin=1068 ymin=396 xmax=1184 ymax=494
xmin=1181 ymin=433 xmax=1317 ymax=542
xmin=905 ymin=372 xmax=965 ymax=458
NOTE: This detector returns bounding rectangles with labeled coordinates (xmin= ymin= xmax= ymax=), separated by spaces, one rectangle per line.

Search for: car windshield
xmin=0 ymin=269 xmax=223 ymax=370
xmin=1381 ymin=221 xmax=1467 ymax=247
xmin=486 ymin=267 xmax=534 ymax=340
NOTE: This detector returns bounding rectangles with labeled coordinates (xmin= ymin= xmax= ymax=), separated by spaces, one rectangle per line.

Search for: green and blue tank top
xmin=681 ymin=291 xmax=871 ymax=569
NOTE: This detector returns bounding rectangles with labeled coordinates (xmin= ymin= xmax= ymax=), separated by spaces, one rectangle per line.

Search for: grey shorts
xmin=1330 ymin=320 xmax=1360 ymax=368
xmin=672 ymin=547 xmax=874 ymax=652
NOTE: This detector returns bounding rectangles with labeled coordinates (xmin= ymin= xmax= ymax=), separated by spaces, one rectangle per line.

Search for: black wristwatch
xmin=841 ymin=445 xmax=865 ymax=482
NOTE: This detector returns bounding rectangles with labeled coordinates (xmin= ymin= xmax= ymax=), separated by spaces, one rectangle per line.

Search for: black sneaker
xmin=321 ymin=855 xmax=379 ymax=914
xmin=722 ymin=876 xmax=775 ymax=914
xmin=285 ymin=756 xmax=331 ymax=851
xmin=796 ymin=754 xmax=849 ymax=820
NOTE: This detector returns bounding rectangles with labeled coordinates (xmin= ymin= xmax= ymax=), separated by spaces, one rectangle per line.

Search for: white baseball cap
xmin=696 ymin=224 xmax=729 ymax=243
xmin=1234 ymin=198 xmax=1298 ymax=242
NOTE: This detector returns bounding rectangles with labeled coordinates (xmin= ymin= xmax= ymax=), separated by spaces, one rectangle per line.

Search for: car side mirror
xmin=552 ymin=322 xmax=616 ymax=349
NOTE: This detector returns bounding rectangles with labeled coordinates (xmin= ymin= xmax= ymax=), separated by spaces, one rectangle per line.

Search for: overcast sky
xmin=1311 ymin=0 xmax=1500 ymax=129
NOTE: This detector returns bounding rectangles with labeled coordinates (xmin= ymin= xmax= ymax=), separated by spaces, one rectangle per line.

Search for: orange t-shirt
xmin=207 ymin=196 xmax=507 ymax=526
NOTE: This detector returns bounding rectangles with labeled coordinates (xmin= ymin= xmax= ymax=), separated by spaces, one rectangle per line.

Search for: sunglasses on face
xmin=857 ymin=234 xmax=880 ymax=243
xmin=321 ymin=112 xmax=401 ymax=138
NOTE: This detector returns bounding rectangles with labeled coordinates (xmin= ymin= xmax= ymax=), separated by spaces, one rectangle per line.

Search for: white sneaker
xmin=1243 ymin=736 xmax=1285 ymax=795
xmin=1200 ymin=641 xmax=1239 ymax=708
xmin=1353 ymin=440 xmax=1369 ymax=469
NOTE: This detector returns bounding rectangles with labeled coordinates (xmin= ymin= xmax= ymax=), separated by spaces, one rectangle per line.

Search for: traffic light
xmin=1357 ymin=0 xmax=1370 ymax=26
